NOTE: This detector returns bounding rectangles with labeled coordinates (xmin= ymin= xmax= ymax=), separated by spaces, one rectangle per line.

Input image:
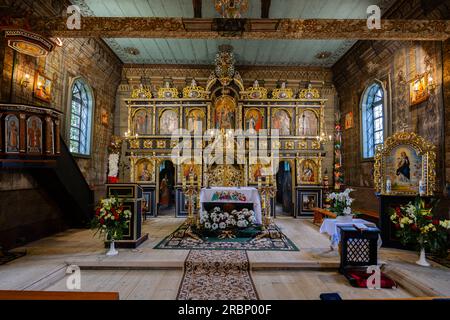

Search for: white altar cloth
xmin=199 ymin=187 xmax=262 ymax=225
xmin=319 ymin=218 xmax=382 ymax=248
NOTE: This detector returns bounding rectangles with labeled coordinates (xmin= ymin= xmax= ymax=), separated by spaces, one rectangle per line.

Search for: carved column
xmin=19 ymin=113 xmax=26 ymax=153
xmin=54 ymin=118 xmax=61 ymax=154
xmin=45 ymin=116 xmax=53 ymax=154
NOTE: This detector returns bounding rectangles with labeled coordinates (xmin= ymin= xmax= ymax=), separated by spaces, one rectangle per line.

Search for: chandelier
xmin=214 ymin=45 xmax=236 ymax=86
xmin=214 ymin=0 xmax=249 ymax=18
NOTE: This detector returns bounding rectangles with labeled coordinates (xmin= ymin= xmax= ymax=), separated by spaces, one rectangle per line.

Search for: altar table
xmin=199 ymin=187 xmax=262 ymax=225
xmin=319 ymin=218 xmax=382 ymax=249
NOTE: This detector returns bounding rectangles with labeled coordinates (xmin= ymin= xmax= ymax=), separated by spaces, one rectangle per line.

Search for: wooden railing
xmin=0 ymin=290 xmax=119 ymax=300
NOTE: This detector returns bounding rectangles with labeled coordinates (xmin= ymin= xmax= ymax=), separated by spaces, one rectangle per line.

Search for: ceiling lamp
xmin=214 ymin=0 xmax=249 ymax=18
xmin=5 ymin=29 xmax=56 ymax=57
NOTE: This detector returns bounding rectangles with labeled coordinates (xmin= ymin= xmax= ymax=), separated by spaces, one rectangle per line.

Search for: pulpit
xmin=105 ymin=183 xmax=148 ymax=248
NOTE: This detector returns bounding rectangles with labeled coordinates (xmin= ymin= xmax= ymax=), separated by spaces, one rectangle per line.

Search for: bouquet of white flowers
xmin=326 ymin=188 xmax=354 ymax=217
xmin=200 ymin=207 xmax=256 ymax=232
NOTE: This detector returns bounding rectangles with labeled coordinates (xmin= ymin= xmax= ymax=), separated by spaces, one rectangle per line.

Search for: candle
xmin=258 ymin=176 xmax=262 ymax=189
xmin=182 ymin=175 xmax=186 ymax=188
xmin=266 ymin=176 xmax=270 ymax=186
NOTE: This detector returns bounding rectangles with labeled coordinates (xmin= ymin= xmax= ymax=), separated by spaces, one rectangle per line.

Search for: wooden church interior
xmin=0 ymin=0 xmax=449 ymax=300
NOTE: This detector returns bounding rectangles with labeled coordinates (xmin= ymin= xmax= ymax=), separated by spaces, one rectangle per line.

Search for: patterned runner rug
xmin=177 ymin=250 xmax=258 ymax=300
xmin=154 ymin=223 xmax=298 ymax=251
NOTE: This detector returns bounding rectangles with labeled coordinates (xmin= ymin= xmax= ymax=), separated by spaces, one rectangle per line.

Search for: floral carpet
xmin=177 ymin=250 xmax=258 ymax=300
xmin=154 ymin=222 xmax=299 ymax=251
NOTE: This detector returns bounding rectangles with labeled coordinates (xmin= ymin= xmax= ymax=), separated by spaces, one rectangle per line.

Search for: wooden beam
xmin=3 ymin=17 xmax=449 ymax=40
xmin=193 ymin=0 xmax=202 ymax=18
xmin=261 ymin=0 xmax=271 ymax=19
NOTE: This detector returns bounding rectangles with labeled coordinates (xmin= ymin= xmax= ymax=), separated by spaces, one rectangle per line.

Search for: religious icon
xmin=249 ymin=162 xmax=271 ymax=184
xmin=298 ymin=109 xmax=319 ymax=136
xmin=186 ymin=109 xmax=205 ymax=132
xmin=34 ymin=72 xmax=52 ymax=102
xmin=135 ymin=159 xmax=154 ymax=183
xmin=245 ymin=109 xmax=263 ymax=132
xmin=159 ymin=109 xmax=178 ymax=135
xmin=272 ymin=109 xmax=290 ymax=135
xmin=133 ymin=109 xmax=151 ymax=135
xmin=298 ymin=159 xmax=319 ymax=185
xmin=27 ymin=116 xmax=42 ymax=153
xmin=101 ymin=108 xmax=109 ymax=127
xmin=302 ymin=194 xmax=317 ymax=210
xmin=344 ymin=112 xmax=354 ymax=130
xmin=214 ymin=95 xmax=236 ymax=130
xmin=410 ymin=73 xmax=430 ymax=106
xmin=182 ymin=161 xmax=201 ymax=180
xmin=384 ymin=145 xmax=421 ymax=193
xmin=5 ymin=114 xmax=19 ymax=153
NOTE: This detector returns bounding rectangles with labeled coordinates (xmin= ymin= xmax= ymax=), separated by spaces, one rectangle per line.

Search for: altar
xmin=199 ymin=187 xmax=262 ymax=225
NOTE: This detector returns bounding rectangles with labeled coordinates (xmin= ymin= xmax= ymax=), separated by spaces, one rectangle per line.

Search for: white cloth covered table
xmin=319 ymin=218 xmax=382 ymax=248
xmin=199 ymin=187 xmax=262 ymax=225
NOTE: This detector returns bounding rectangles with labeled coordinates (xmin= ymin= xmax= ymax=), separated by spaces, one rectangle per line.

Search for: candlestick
xmin=189 ymin=173 xmax=194 ymax=186
xmin=182 ymin=175 xmax=186 ymax=188
xmin=258 ymin=176 xmax=262 ymax=189
xmin=266 ymin=176 xmax=270 ymax=186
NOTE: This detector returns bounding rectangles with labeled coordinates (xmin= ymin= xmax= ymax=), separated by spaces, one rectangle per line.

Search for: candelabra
xmin=181 ymin=173 xmax=202 ymax=240
xmin=255 ymin=176 xmax=277 ymax=239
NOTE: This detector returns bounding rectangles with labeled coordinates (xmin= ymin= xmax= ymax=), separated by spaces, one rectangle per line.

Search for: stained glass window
xmin=361 ymin=82 xmax=385 ymax=159
xmin=69 ymin=79 xmax=92 ymax=155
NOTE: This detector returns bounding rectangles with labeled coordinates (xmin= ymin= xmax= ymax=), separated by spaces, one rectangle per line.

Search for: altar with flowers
xmin=199 ymin=187 xmax=262 ymax=226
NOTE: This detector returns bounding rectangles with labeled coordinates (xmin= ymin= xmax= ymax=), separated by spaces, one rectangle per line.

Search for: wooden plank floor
xmin=1 ymin=217 xmax=449 ymax=299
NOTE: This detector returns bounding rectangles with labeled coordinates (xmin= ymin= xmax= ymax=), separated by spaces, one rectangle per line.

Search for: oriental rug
xmin=154 ymin=222 xmax=299 ymax=251
xmin=177 ymin=250 xmax=258 ymax=300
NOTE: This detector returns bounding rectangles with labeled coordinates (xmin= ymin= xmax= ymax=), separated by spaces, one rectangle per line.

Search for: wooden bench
xmin=312 ymin=207 xmax=336 ymax=225
xmin=0 ymin=290 xmax=119 ymax=300
xmin=313 ymin=207 xmax=379 ymax=225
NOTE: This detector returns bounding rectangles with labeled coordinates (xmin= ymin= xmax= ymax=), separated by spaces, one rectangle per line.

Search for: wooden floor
xmin=1 ymin=217 xmax=449 ymax=299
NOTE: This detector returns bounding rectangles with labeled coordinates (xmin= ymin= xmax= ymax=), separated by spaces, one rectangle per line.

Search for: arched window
xmin=69 ymin=78 xmax=93 ymax=155
xmin=361 ymin=81 xmax=385 ymax=159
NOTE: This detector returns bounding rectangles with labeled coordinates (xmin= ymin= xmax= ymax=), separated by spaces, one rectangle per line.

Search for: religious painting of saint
xmin=385 ymin=145 xmax=422 ymax=194
xmin=133 ymin=109 xmax=151 ymax=135
xmin=298 ymin=109 xmax=319 ymax=136
xmin=302 ymin=194 xmax=317 ymax=211
xmin=135 ymin=159 xmax=154 ymax=183
xmin=101 ymin=108 xmax=109 ymax=127
xmin=27 ymin=116 xmax=42 ymax=153
xmin=159 ymin=109 xmax=178 ymax=135
xmin=186 ymin=109 xmax=205 ymax=132
xmin=182 ymin=161 xmax=201 ymax=180
xmin=5 ymin=114 xmax=19 ymax=153
xmin=245 ymin=108 xmax=263 ymax=132
xmin=344 ymin=112 xmax=353 ymax=130
xmin=410 ymin=73 xmax=430 ymax=106
xmin=249 ymin=162 xmax=271 ymax=184
xmin=34 ymin=72 xmax=52 ymax=102
xmin=271 ymin=109 xmax=290 ymax=135
xmin=298 ymin=159 xmax=319 ymax=185
xmin=214 ymin=95 xmax=236 ymax=130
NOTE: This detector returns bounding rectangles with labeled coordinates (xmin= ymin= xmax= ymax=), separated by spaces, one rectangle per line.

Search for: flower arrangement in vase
xmin=199 ymin=207 xmax=256 ymax=237
xmin=390 ymin=197 xmax=450 ymax=266
xmin=91 ymin=197 xmax=131 ymax=256
xmin=326 ymin=188 xmax=354 ymax=222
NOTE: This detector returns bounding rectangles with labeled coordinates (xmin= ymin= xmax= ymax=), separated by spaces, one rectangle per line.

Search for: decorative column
xmin=54 ymin=119 xmax=61 ymax=154
xmin=45 ymin=116 xmax=53 ymax=154
xmin=19 ymin=113 xmax=26 ymax=153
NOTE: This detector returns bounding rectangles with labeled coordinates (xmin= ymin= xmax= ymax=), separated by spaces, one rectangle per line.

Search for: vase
xmin=336 ymin=215 xmax=353 ymax=223
xmin=415 ymin=247 xmax=430 ymax=267
xmin=106 ymin=239 xmax=118 ymax=256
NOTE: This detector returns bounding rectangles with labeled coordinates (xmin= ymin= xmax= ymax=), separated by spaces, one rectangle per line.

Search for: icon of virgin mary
xmin=396 ymin=151 xmax=410 ymax=181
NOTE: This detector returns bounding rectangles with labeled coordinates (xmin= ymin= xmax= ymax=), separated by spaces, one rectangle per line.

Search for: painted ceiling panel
xmin=72 ymin=0 xmax=397 ymax=66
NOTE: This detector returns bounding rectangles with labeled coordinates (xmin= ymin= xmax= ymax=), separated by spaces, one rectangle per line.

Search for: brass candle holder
xmin=182 ymin=173 xmax=202 ymax=240
xmin=255 ymin=176 xmax=277 ymax=239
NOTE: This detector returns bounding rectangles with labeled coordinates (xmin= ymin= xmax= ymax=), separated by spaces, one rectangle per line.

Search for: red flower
xmin=95 ymin=208 xmax=101 ymax=216
xmin=111 ymin=207 xmax=116 ymax=215
xmin=411 ymin=224 xmax=418 ymax=231
xmin=114 ymin=214 xmax=119 ymax=220
xmin=394 ymin=223 xmax=401 ymax=230
xmin=424 ymin=216 xmax=432 ymax=220
xmin=432 ymin=219 xmax=439 ymax=226
xmin=99 ymin=218 xmax=105 ymax=225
